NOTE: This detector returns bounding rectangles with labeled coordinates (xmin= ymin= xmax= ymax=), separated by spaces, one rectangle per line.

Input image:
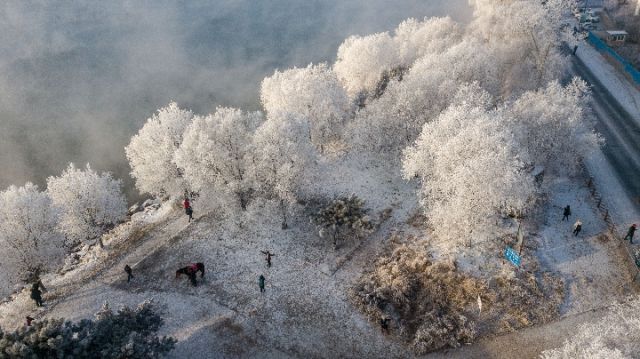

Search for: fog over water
xmin=0 ymin=1 xmax=471 ymax=202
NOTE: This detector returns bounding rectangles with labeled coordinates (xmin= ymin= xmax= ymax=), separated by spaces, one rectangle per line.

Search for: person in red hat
xmin=624 ymin=224 xmax=637 ymax=243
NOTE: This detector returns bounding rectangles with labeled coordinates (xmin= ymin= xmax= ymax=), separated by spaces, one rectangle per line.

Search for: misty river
xmin=0 ymin=0 xmax=470 ymax=203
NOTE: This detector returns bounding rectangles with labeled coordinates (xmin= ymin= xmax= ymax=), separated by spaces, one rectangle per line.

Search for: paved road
xmin=571 ymin=53 xmax=640 ymax=210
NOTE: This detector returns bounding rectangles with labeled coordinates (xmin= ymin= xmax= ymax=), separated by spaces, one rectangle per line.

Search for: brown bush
xmin=352 ymin=244 xmax=481 ymax=353
xmin=352 ymin=241 xmax=565 ymax=354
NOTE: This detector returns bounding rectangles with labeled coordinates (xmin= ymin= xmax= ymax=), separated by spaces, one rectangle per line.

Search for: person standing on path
xmin=25 ymin=316 xmax=34 ymax=327
xmin=30 ymin=282 xmax=44 ymax=307
xmin=183 ymin=197 xmax=194 ymax=222
xmin=624 ymin=224 xmax=637 ymax=243
xmin=562 ymin=205 xmax=571 ymax=221
xmin=573 ymin=219 xmax=583 ymax=236
xmin=124 ymin=264 xmax=134 ymax=283
xmin=380 ymin=317 xmax=390 ymax=334
xmin=259 ymin=275 xmax=265 ymax=293
xmin=261 ymin=251 xmax=274 ymax=268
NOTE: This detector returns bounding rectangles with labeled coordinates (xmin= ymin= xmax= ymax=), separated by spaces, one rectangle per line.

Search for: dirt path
xmin=426 ymin=305 xmax=611 ymax=359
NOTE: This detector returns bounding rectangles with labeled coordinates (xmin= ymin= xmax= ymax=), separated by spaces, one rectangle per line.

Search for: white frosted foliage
xmin=47 ymin=163 xmax=127 ymax=247
xmin=0 ymin=183 xmax=64 ymax=292
xmin=125 ymin=102 xmax=195 ymax=198
xmin=261 ymin=63 xmax=351 ymax=152
xmin=175 ymin=107 xmax=264 ymax=212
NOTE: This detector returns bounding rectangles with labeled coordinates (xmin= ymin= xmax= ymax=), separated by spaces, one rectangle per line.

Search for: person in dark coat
xmin=562 ymin=205 xmax=571 ymax=221
xmin=189 ymin=271 xmax=197 ymax=286
xmin=573 ymin=219 xmax=582 ymax=236
xmin=380 ymin=317 xmax=390 ymax=333
xmin=25 ymin=316 xmax=34 ymax=326
xmin=30 ymin=282 xmax=43 ymax=307
xmin=624 ymin=224 xmax=637 ymax=243
xmin=260 ymin=251 xmax=275 ymax=268
xmin=259 ymin=275 xmax=265 ymax=293
xmin=124 ymin=264 xmax=134 ymax=283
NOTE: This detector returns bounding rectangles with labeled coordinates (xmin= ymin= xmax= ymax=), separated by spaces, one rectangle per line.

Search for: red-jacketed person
xmin=183 ymin=197 xmax=193 ymax=222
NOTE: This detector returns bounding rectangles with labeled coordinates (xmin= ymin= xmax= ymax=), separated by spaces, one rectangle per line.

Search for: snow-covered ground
xmin=1 ymin=150 xmax=636 ymax=358
xmin=575 ymin=43 xmax=640 ymax=122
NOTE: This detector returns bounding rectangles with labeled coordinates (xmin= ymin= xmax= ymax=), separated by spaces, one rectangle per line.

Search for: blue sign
xmin=504 ymin=246 xmax=521 ymax=267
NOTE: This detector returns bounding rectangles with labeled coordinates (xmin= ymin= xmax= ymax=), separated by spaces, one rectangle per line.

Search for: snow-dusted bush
xmin=0 ymin=183 xmax=64 ymax=293
xmin=313 ymin=194 xmax=374 ymax=249
xmin=0 ymin=300 xmax=176 ymax=358
xmin=261 ymin=63 xmax=351 ymax=152
xmin=402 ymin=99 xmax=536 ymax=247
xmin=125 ymin=102 xmax=194 ymax=198
xmin=175 ymin=107 xmax=264 ymax=212
xmin=47 ymin=163 xmax=127 ymax=248
xmin=334 ymin=17 xmax=463 ymax=97
xmin=250 ymin=113 xmax=317 ymax=229
xmin=507 ymin=78 xmax=601 ymax=175
xmin=541 ymin=298 xmax=640 ymax=358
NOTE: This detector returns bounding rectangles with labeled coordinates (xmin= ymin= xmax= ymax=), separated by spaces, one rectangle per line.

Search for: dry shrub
xmin=490 ymin=271 xmax=564 ymax=333
xmin=352 ymin=241 xmax=565 ymax=354
xmin=352 ymin=244 xmax=481 ymax=353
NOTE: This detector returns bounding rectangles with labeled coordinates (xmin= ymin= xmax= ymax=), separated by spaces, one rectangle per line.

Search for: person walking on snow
xmin=624 ymin=224 xmax=637 ymax=243
xmin=259 ymin=275 xmax=265 ymax=293
xmin=562 ymin=205 xmax=571 ymax=221
xmin=573 ymin=219 xmax=583 ymax=236
xmin=30 ymin=281 xmax=45 ymax=307
xmin=124 ymin=264 xmax=134 ymax=283
xmin=183 ymin=197 xmax=193 ymax=222
xmin=261 ymin=250 xmax=275 ymax=268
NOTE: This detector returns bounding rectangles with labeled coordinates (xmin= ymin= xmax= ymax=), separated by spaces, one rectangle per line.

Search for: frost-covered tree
xmin=125 ymin=102 xmax=194 ymax=198
xmin=250 ymin=113 xmax=316 ymax=229
xmin=334 ymin=32 xmax=396 ymax=97
xmin=348 ymin=41 xmax=500 ymax=155
xmin=469 ymin=0 xmax=574 ymax=92
xmin=0 ymin=183 xmax=64 ymax=293
xmin=261 ymin=63 xmax=351 ymax=153
xmin=507 ymin=78 xmax=601 ymax=175
xmin=313 ymin=194 xmax=374 ymax=249
xmin=334 ymin=17 xmax=462 ymax=97
xmin=47 ymin=163 xmax=127 ymax=248
xmin=175 ymin=107 xmax=264 ymax=212
xmin=0 ymin=300 xmax=176 ymax=358
xmin=541 ymin=299 xmax=640 ymax=358
xmin=402 ymin=100 xmax=536 ymax=246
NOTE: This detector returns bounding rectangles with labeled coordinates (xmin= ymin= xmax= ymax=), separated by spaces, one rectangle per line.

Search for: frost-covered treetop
xmin=334 ymin=16 xmax=462 ymax=97
xmin=125 ymin=102 xmax=195 ymax=198
xmin=47 ymin=163 xmax=127 ymax=247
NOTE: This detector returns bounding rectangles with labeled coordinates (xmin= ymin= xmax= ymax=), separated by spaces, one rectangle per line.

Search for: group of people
xmin=121 ymin=252 xmax=274 ymax=292
xmin=562 ymin=205 xmax=582 ymax=236
xmin=563 ymin=204 xmax=638 ymax=243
